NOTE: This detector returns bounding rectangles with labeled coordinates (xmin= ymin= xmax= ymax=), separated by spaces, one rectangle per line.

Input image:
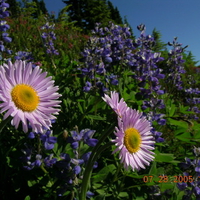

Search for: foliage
xmin=0 ymin=0 xmax=200 ymax=200
xmin=62 ymin=0 xmax=124 ymax=32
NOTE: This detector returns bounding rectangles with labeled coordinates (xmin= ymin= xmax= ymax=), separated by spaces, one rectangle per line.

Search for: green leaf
xmin=96 ymin=189 xmax=106 ymax=195
xmin=118 ymin=192 xmax=128 ymax=197
xmin=94 ymin=194 xmax=106 ymax=200
xmin=168 ymin=102 xmax=176 ymax=117
xmin=86 ymin=115 xmax=106 ymax=121
xmin=175 ymin=132 xmax=195 ymax=143
xmin=168 ymin=118 xmax=188 ymax=129
xmin=174 ymin=128 xmax=188 ymax=136
xmin=78 ymin=102 xmax=84 ymax=114
xmin=159 ymin=181 xmax=175 ymax=192
xmin=92 ymin=164 xmax=116 ymax=182
xmin=24 ymin=196 xmax=31 ymax=200
xmin=27 ymin=180 xmax=37 ymax=187
xmin=179 ymin=105 xmax=193 ymax=114
xmin=154 ymin=150 xmax=178 ymax=163
xmin=149 ymin=161 xmax=157 ymax=175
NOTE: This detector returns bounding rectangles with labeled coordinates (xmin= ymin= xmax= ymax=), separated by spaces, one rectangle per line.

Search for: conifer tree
xmin=6 ymin=0 xmax=21 ymax=18
xmin=124 ymin=16 xmax=134 ymax=37
xmin=62 ymin=0 xmax=123 ymax=32
xmin=39 ymin=0 xmax=48 ymax=15
xmin=107 ymin=0 xmax=123 ymax=24
xmin=151 ymin=28 xmax=167 ymax=52
xmin=62 ymin=0 xmax=86 ymax=28
xmin=32 ymin=0 xmax=48 ymax=18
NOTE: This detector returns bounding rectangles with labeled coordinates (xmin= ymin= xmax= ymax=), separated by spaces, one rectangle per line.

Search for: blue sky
xmin=27 ymin=0 xmax=200 ymax=65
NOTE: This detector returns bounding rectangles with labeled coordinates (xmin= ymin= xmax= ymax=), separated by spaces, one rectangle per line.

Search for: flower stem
xmin=79 ymin=123 xmax=115 ymax=200
xmin=0 ymin=116 xmax=12 ymax=134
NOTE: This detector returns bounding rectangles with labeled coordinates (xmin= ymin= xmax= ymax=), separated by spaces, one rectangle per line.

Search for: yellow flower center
xmin=124 ymin=127 xmax=141 ymax=153
xmin=11 ymin=84 xmax=40 ymax=112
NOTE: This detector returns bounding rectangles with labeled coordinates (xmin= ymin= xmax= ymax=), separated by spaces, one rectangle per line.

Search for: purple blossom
xmin=83 ymin=81 xmax=92 ymax=92
xmin=40 ymin=19 xmax=59 ymax=56
xmin=40 ymin=130 xmax=57 ymax=150
xmin=44 ymin=154 xmax=57 ymax=168
xmin=14 ymin=51 xmax=34 ymax=61
xmin=177 ymin=147 xmax=200 ymax=199
xmin=177 ymin=182 xmax=187 ymax=191
xmin=28 ymin=132 xmax=35 ymax=139
xmin=67 ymin=129 xmax=98 ymax=149
xmin=79 ymin=22 xmax=136 ymax=93
xmin=86 ymin=191 xmax=95 ymax=198
xmin=0 ymin=0 xmax=12 ymax=55
xmin=73 ymin=165 xmax=81 ymax=175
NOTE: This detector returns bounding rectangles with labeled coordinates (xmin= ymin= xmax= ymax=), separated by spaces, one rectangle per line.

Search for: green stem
xmin=0 ymin=116 xmax=12 ymax=134
xmin=79 ymin=123 xmax=115 ymax=200
xmin=40 ymin=164 xmax=49 ymax=174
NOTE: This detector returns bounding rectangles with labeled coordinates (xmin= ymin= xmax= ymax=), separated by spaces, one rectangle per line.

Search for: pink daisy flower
xmin=0 ymin=60 xmax=61 ymax=133
xmin=102 ymin=91 xmax=128 ymax=117
xmin=112 ymin=108 xmax=155 ymax=171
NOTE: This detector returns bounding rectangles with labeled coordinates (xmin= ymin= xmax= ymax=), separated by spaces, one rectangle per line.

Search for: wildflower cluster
xmin=80 ymin=23 xmax=166 ymax=142
xmin=130 ymin=25 xmax=166 ymax=142
xmin=40 ymin=18 xmax=59 ymax=55
xmin=56 ymin=128 xmax=97 ymax=196
xmin=21 ymin=128 xmax=57 ymax=170
xmin=79 ymin=22 xmax=136 ymax=93
xmin=21 ymin=127 xmax=97 ymax=198
xmin=14 ymin=50 xmax=34 ymax=62
xmin=177 ymin=147 xmax=200 ymax=199
xmin=182 ymin=75 xmax=200 ymax=120
xmin=163 ymin=38 xmax=200 ymax=120
xmin=0 ymin=0 xmax=12 ymax=56
xmin=103 ymin=91 xmax=155 ymax=171
xmin=164 ymin=37 xmax=186 ymax=91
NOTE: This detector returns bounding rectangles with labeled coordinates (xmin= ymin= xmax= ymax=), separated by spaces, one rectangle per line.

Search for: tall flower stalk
xmin=0 ymin=0 xmax=12 ymax=64
xmin=38 ymin=16 xmax=59 ymax=73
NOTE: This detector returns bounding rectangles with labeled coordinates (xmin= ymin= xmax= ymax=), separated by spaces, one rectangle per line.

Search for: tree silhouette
xmin=62 ymin=0 xmax=124 ymax=32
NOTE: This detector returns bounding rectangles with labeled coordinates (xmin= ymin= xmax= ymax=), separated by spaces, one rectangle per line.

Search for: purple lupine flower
xmin=21 ymin=146 xmax=42 ymax=170
xmin=164 ymin=37 xmax=186 ymax=92
xmin=40 ymin=19 xmax=59 ymax=56
xmin=82 ymin=129 xmax=98 ymax=147
xmin=86 ymin=191 xmax=95 ymax=198
xmin=177 ymin=182 xmax=187 ymax=191
xmin=44 ymin=154 xmax=57 ymax=168
xmin=126 ymin=25 xmax=166 ymax=135
xmin=40 ymin=130 xmax=57 ymax=150
xmin=0 ymin=0 xmax=12 ymax=56
xmin=2 ymin=32 xmax=11 ymax=42
xmin=177 ymin=147 xmax=200 ymax=199
xmin=151 ymin=128 xmax=164 ymax=143
xmin=56 ymin=153 xmax=71 ymax=170
xmin=67 ymin=129 xmax=98 ymax=149
xmin=52 ymin=127 xmax=99 ymax=197
xmin=73 ymin=165 xmax=81 ymax=175
xmin=81 ymin=152 xmax=92 ymax=163
xmin=28 ymin=132 xmax=35 ymax=139
xmin=20 ymin=145 xmax=32 ymax=162
xmin=79 ymin=22 xmax=135 ymax=93
xmin=33 ymin=154 xmax=42 ymax=167
xmin=14 ymin=51 xmax=34 ymax=61
xmin=83 ymin=81 xmax=92 ymax=92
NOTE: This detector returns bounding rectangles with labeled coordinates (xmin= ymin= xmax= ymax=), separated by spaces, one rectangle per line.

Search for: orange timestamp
xmin=143 ymin=175 xmax=194 ymax=183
